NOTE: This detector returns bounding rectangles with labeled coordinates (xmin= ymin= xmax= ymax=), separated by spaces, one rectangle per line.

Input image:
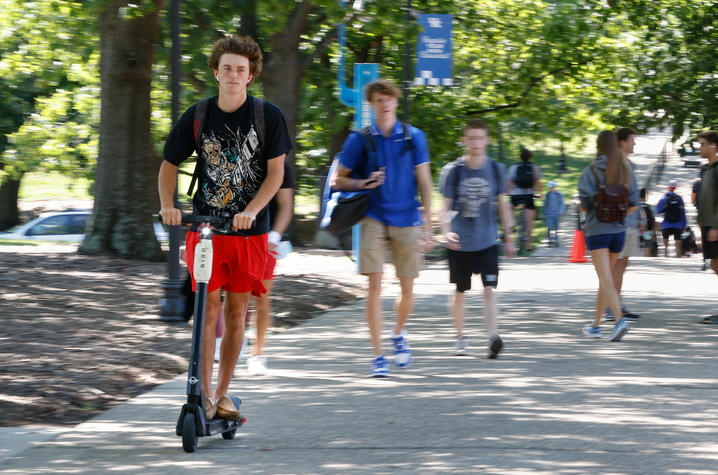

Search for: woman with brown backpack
xmin=578 ymin=130 xmax=639 ymax=341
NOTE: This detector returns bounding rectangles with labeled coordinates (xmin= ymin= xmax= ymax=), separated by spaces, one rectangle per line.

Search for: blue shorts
xmin=586 ymin=231 xmax=626 ymax=253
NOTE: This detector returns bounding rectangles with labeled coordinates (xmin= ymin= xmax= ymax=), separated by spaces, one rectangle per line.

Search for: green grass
xmin=19 ymin=172 xmax=93 ymax=201
xmin=0 ymin=238 xmax=41 ymax=246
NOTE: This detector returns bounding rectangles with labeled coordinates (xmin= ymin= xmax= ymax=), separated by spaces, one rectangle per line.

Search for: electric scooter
xmin=161 ymin=213 xmax=247 ymax=452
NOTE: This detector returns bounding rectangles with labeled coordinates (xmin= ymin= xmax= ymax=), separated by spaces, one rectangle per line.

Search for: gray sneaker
xmin=454 ymin=336 xmax=469 ymax=356
xmin=602 ymin=308 xmax=615 ymax=322
xmin=488 ymin=335 xmax=504 ymax=359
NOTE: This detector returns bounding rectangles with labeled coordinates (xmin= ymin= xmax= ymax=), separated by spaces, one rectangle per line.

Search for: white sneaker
xmin=390 ymin=330 xmax=412 ymax=368
xmin=214 ymin=337 xmax=222 ymax=362
xmin=247 ymin=355 xmax=268 ymax=376
xmin=454 ymin=336 xmax=469 ymax=356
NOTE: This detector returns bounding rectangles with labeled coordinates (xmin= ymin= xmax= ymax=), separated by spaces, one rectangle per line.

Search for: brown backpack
xmin=591 ymin=164 xmax=628 ymax=224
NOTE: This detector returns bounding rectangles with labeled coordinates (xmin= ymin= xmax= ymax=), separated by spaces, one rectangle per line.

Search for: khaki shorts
xmin=359 ymin=217 xmax=422 ymax=277
xmin=619 ymin=226 xmax=642 ymax=258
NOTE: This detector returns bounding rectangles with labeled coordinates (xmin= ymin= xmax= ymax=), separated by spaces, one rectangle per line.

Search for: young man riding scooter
xmin=158 ymin=35 xmax=292 ymax=420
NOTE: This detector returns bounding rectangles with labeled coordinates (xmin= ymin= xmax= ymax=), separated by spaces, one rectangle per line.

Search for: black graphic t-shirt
xmin=164 ymin=96 xmax=293 ymax=235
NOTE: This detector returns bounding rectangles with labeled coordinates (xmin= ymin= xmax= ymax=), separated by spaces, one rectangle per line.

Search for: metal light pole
xmin=159 ymin=0 xmax=187 ymax=322
xmin=402 ymin=0 xmax=412 ymax=123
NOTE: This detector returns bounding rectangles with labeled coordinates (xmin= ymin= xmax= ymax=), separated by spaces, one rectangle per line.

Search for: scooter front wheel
xmin=182 ymin=413 xmax=198 ymax=452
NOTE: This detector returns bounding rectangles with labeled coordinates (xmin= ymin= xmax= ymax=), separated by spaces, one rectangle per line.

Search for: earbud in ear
xmin=215 ymin=74 xmax=219 ymax=81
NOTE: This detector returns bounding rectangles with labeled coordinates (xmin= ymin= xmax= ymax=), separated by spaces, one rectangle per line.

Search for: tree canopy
xmin=1 ymin=0 xmax=716 ymax=255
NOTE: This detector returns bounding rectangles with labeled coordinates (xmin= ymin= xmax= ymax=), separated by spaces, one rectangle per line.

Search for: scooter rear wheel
xmin=182 ymin=413 xmax=198 ymax=452
xmin=222 ymin=427 xmax=237 ymax=440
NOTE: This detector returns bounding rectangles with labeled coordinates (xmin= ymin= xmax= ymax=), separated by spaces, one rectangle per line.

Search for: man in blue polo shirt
xmin=330 ymin=79 xmax=433 ymax=377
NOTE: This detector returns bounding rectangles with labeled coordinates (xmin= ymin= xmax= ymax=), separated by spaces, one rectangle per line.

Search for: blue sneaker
xmin=370 ymin=355 xmax=389 ymax=378
xmin=391 ymin=331 xmax=412 ymax=368
xmin=609 ymin=317 xmax=631 ymax=342
xmin=583 ymin=325 xmax=602 ymax=338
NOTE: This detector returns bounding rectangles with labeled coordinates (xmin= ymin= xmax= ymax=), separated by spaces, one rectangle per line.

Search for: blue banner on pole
xmin=354 ymin=63 xmax=380 ymax=130
xmin=414 ymin=14 xmax=453 ymax=86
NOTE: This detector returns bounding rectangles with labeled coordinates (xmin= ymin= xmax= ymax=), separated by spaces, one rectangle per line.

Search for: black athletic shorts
xmin=662 ymin=228 xmax=682 ymax=241
xmin=511 ymin=194 xmax=535 ymax=210
xmin=701 ymin=226 xmax=718 ymax=259
xmin=448 ymin=246 xmax=499 ymax=293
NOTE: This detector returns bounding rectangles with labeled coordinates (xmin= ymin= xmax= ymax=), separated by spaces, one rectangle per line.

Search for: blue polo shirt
xmin=339 ymin=122 xmax=430 ymax=227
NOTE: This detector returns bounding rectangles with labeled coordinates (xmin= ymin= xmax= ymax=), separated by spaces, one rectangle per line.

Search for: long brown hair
xmin=597 ymin=130 xmax=629 ymax=185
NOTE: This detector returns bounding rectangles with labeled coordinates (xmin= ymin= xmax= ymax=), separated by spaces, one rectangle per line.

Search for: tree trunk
xmin=80 ymin=1 xmax=164 ymax=261
xmin=261 ymin=36 xmax=302 ymax=160
xmin=261 ymin=27 xmax=303 ymax=241
xmin=0 ymin=175 xmax=23 ymax=231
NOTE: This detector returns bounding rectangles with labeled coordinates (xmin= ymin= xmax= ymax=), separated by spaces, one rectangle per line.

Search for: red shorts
xmin=185 ymin=232 xmax=268 ymax=296
xmin=262 ymin=253 xmax=277 ymax=281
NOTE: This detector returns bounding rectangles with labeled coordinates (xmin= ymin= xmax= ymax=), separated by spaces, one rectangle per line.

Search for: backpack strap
xmin=449 ymin=159 xmax=466 ymax=212
xmin=188 ymin=98 xmax=211 ymax=197
xmin=358 ymin=126 xmax=382 ymax=171
xmin=401 ymin=122 xmax=414 ymax=152
xmin=491 ymin=160 xmax=500 ymax=194
xmin=590 ymin=163 xmax=602 ymax=187
xmin=250 ymin=95 xmax=265 ymax=149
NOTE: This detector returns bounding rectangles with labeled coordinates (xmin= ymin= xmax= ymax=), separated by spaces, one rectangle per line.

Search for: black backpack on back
xmin=663 ymin=193 xmax=684 ymax=222
xmin=514 ymin=162 xmax=534 ymax=189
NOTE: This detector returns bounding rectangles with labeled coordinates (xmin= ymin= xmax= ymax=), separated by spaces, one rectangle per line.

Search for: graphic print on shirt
xmin=199 ymin=123 xmax=261 ymax=215
xmin=458 ymin=175 xmax=491 ymax=219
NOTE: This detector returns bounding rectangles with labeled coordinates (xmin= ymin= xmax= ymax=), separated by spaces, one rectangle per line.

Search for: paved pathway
xmin=1 ymin=254 xmax=716 ymax=474
xmin=2 ymin=129 xmax=717 ymax=474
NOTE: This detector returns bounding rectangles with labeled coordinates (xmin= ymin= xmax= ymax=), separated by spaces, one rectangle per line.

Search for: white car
xmin=0 ymin=210 xmax=168 ymax=243
xmin=682 ymin=152 xmax=703 ymax=168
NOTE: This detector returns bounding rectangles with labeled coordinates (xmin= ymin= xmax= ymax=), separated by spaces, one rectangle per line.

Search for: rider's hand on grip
xmin=159 ymin=206 xmax=182 ymax=226
xmin=232 ymin=211 xmax=256 ymax=231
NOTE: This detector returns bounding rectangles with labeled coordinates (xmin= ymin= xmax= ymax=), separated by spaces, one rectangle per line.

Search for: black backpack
xmin=663 ymin=193 xmax=683 ymax=222
xmin=514 ymin=162 xmax=534 ymax=189
xmin=187 ymin=96 xmax=265 ymax=197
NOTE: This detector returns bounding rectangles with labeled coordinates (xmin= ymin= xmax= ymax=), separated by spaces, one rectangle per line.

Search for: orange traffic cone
xmin=568 ymin=229 xmax=588 ymax=263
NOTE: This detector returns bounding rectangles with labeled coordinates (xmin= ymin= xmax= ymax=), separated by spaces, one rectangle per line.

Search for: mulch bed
xmin=0 ymin=250 xmax=362 ymax=426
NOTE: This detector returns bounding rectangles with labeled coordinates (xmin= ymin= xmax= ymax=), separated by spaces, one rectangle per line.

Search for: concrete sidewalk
xmin=2 ymin=255 xmax=717 ymax=474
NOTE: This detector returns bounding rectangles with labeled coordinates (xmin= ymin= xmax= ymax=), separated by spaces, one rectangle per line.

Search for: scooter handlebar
xmin=155 ymin=212 xmax=237 ymax=233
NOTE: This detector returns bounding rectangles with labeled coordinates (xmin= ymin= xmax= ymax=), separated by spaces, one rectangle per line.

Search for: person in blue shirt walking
xmin=330 ymin=79 xmax=434 ymax=377
xmin=656 ymin=179 xmax=687 ymax=257
xmin=542 ymin=180 xmax=565 ymax=247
